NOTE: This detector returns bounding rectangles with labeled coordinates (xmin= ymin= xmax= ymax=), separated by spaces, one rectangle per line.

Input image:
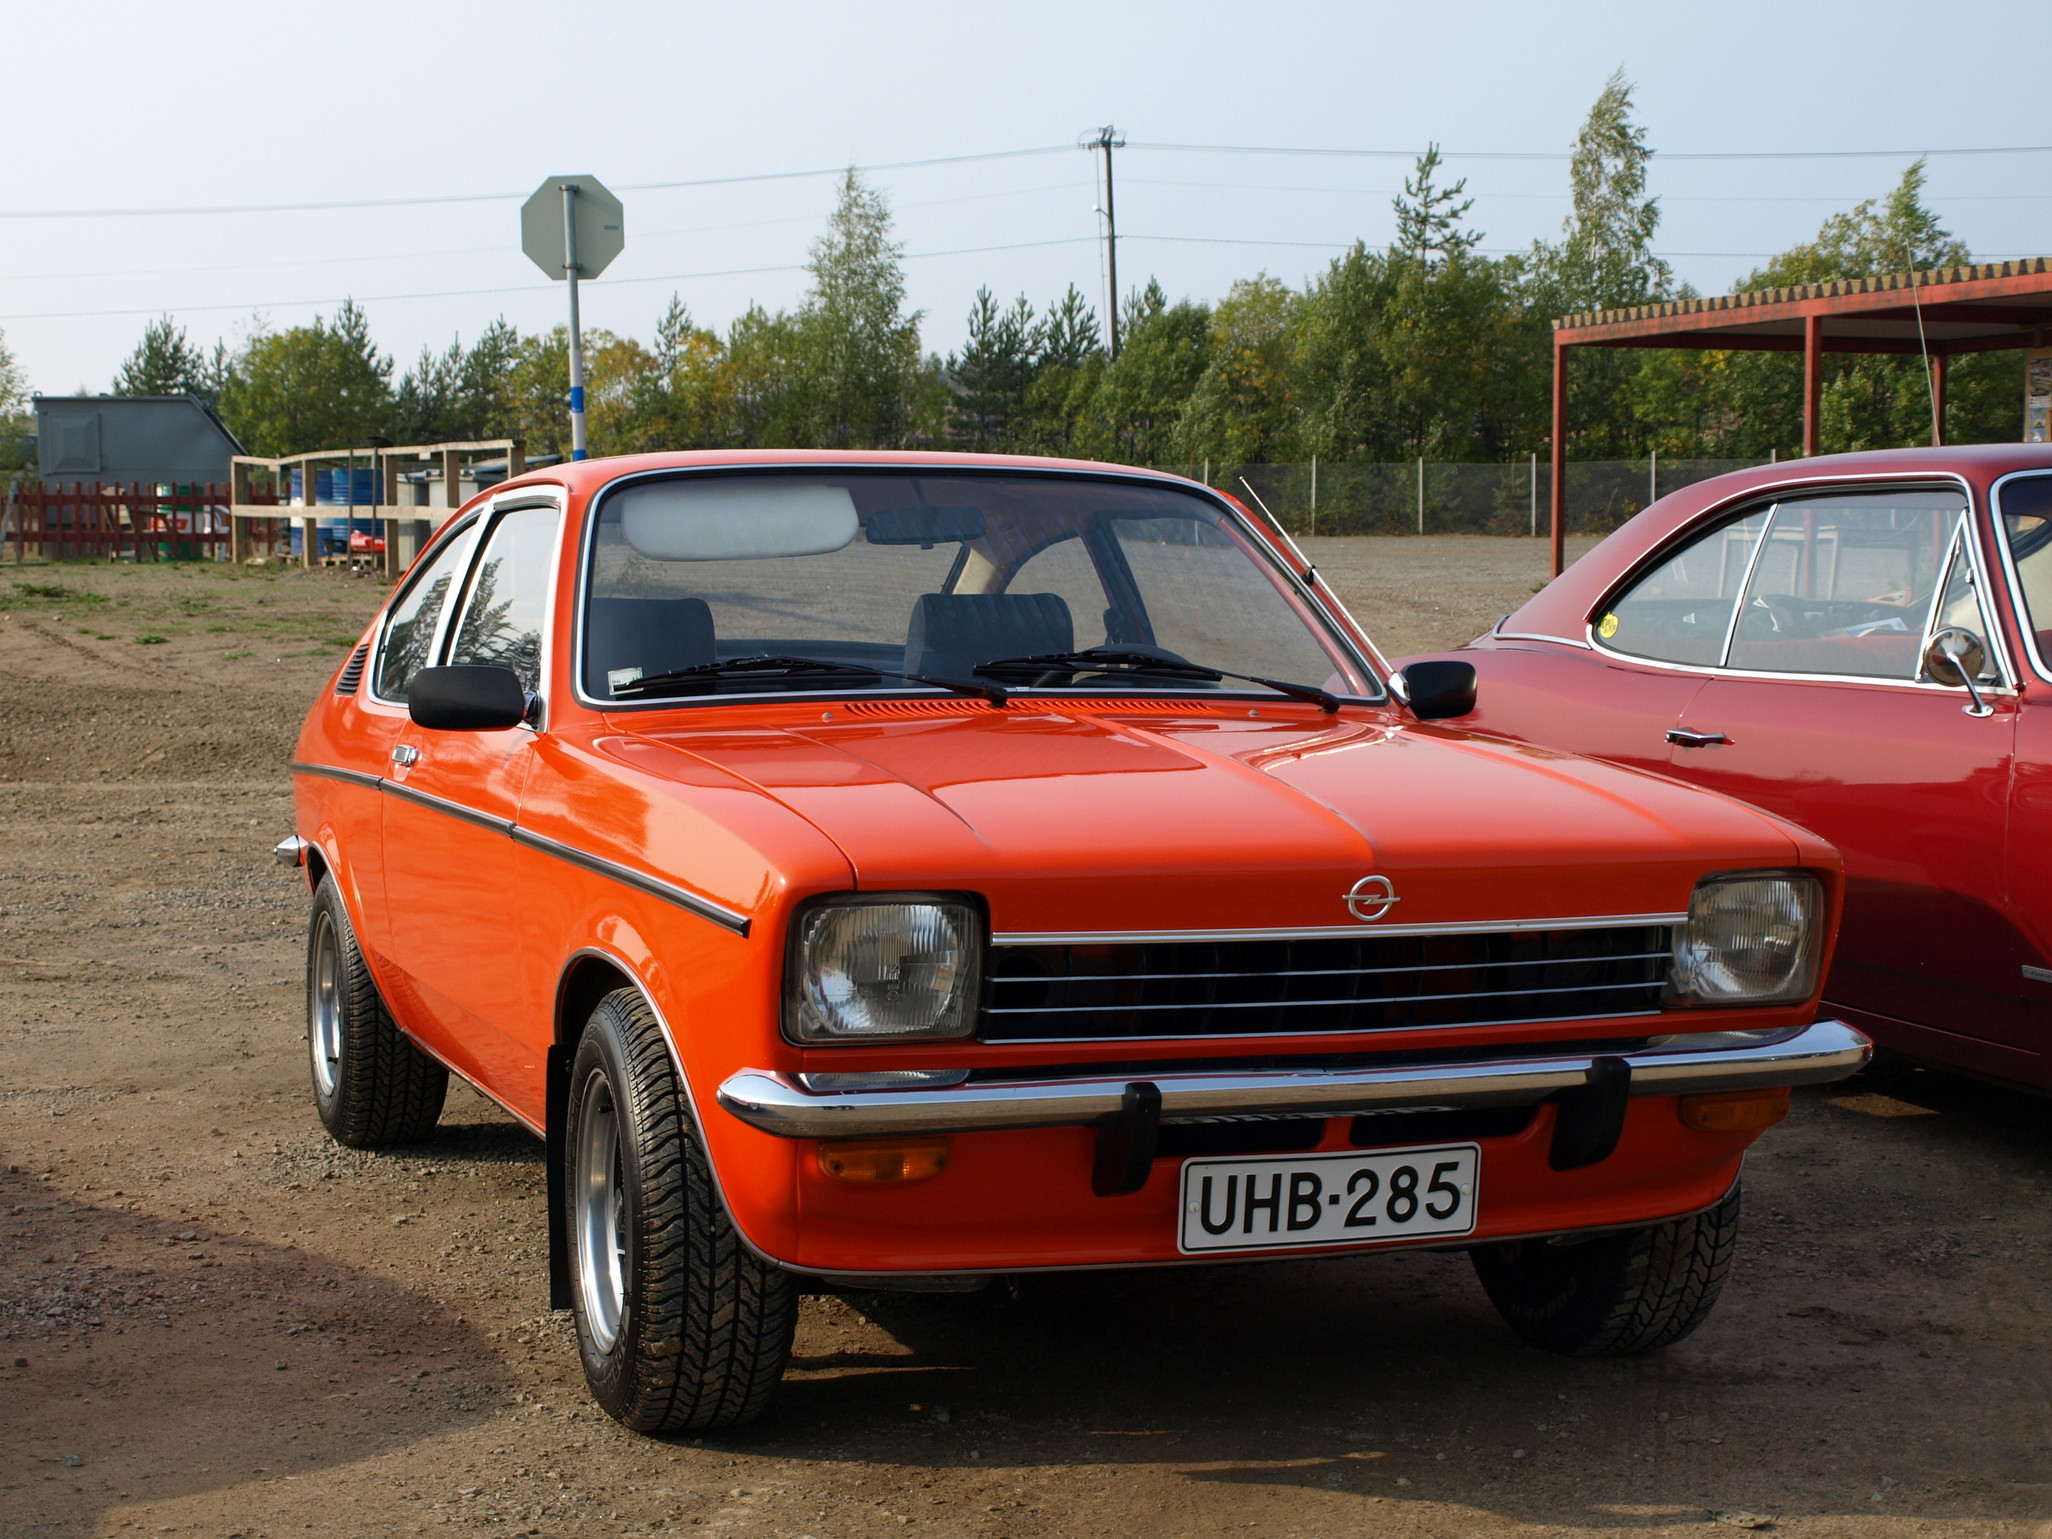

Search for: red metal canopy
xmin=1547 ymin=256 xmax=2052 ymax=573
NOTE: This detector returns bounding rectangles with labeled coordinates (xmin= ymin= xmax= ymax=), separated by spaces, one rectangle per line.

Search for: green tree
xmin=948 ymin=288 xmax=1040 ymax=449
xmin=1086 ymin=280 xmax=1212 ymax=463
xmin=1393 ymin=146 xmax=1481 ymax=267
xmin=390 ymin=318 xmax=524 ymax=445
xmin=790 ymin=170 xmax=927 ymax=447
xmin=1173 ymin=275 xmax=1302 ymax=466
xmin=113 ymin=316 xmax=228 ymax=403
xmin=217 ymin=299 xmax=393 ymax=456
xmin=0 ymin=324 xmax=29 ymax=471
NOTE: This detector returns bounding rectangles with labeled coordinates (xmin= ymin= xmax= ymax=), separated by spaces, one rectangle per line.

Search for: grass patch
xmin=135 ymin=633 xmax=168 ymax=645
xmin=223 ymin=649 xmax=252 ymax=660
xmin=13 ymin=581 xmax=105 ymax=603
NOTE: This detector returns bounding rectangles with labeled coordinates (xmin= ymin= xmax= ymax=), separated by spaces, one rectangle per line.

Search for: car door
xmin=382 ymin=497 xmax=561 ymax=1103
xmin=1990 ymin=469 xmax=2052 ymax=1076
xmin=1464 ymin=514 xmax=1784 ymax=774
xmin=349 ymin=513 xmax=485 ymax=962
xmin=1660 ymin=484 xmax=2024 ymax=1044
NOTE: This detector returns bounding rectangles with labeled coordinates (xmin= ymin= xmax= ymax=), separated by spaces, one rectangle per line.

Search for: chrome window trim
xmin=366 ymin=512 xmax=485 ymax=708
xmin=1584 ymin=471 xmax=2020 ymax=695
xmin=1915 ymin=520 xmax=2014 ymax=689
xmin=1989 ymin=466 xmax=2052 ymax=685
xmin=567 ymin=462 xmax=1387 ymax=714
xmin=1492 ymin=626 xmax=1593 ymax=649
xmin=445 ymin=490 xmax=567 ymax=703
xmin=990 ymin=912 xmax=1687 ymax=946
xmin=286 ymin=759 xmax=750 ymax=936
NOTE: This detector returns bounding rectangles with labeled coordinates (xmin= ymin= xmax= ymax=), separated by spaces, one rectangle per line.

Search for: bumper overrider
xmin=716 ymin=1020 xmax=1871 ymax=1139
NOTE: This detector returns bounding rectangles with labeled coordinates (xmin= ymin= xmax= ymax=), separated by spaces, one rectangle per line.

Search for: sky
xmin=3 ymin=0 xmax=2048 ymax=398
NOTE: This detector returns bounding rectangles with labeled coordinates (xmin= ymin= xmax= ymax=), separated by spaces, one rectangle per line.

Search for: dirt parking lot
xmin=3 ymin=538 xmax=2049 ymax=1539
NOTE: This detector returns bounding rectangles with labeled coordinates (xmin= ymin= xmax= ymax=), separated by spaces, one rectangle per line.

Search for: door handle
xmin=390 ymin=745 xmax=420 ymax=767
xmin=1666 ymin=728 xmax=1730 ymax=749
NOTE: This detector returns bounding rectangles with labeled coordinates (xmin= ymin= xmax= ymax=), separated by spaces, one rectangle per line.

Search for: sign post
xmin=521 ymin=176 xmax=624 ymax=461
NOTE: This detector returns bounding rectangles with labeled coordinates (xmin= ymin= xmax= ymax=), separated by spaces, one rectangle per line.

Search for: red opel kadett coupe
xmin=282 ymin=451 xmax=1867 ymax=1432
xmin=1408 ymin=445 xmax=2052 ymax=1098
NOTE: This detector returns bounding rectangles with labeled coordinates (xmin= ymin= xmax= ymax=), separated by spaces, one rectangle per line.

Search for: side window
xmin=1998 ymin=473 xmax=2052 ymax=667
xmin=374 ymin=520 xmax=477 ymax=702
xmin=1726 ymin=489 xmax=1964 ymax=678
xmin=1598 ymin=509 xmax=1770 ymax=666
xmin=1005 ymin=536 xmax=1110 ymax=651
xmin=447 ymin=505 xmax=560 ymax=693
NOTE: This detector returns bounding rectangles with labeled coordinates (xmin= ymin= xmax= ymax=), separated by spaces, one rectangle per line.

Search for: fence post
xmin=1416 ymin=457 xmax=1424 ymax=536
xmin=1530 ymin=452 xmax=1537 ymax=537
xmin=1309 ymin=455 xmax=1317 ymax=537
xmin=1649 ymin=448 xmax=1657 ymax=508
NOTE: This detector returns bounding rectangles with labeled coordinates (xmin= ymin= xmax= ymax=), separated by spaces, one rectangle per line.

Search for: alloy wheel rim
xmin=310 ymin=916 xmax=342 ymax=1100
xmin=574 ymin=1071 xmax=628 ymax=1352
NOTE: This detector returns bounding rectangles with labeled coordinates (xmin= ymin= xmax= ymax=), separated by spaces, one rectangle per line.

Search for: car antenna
xmin=1237 ymin=476 xmax=1318 ymax=586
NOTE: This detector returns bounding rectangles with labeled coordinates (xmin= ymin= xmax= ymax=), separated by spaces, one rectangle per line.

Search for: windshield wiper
xmin=972 ymin=648 xmax=1344 ymax=712
xmin=612 ymin=653 xmax=1008 ymax=707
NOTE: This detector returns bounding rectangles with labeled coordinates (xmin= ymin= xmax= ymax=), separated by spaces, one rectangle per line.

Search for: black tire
xmin=306 ymin=874 xmax=447 ymax=1148
xmin=1470 ymin=1180 xmax=1741 ymax=1356
xmin=565 ymin=987 xmax=796 ymax=1432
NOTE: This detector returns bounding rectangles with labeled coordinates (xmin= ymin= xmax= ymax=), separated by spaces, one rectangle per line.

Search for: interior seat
xmin=904 ymin=592 xmax=1074 ymax=680
xmin=585 ymin=595 xmax=716 ymax=696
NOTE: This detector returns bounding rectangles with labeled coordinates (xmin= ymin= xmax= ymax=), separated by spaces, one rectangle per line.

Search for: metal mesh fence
xmin=1169 ymin=459 xmax=1771 ymax=537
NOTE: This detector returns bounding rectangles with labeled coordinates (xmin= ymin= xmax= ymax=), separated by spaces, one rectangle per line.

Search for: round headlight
xmin=1670 ymin=871 xmax=1824 ymax=1006
xmin=786 ymin=898 xmax=982 ymax=1042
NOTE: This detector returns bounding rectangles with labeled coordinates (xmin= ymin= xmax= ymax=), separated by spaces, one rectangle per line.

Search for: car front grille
xmin=981 ymin=923 xmax=1675 ymax=1043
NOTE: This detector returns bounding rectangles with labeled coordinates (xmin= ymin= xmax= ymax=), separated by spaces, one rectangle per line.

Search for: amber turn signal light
xmin=817 ymin=1137 xmax=951 ymax=1183
xmin=1677 ymin=1086 xmax=1790 ymax=1133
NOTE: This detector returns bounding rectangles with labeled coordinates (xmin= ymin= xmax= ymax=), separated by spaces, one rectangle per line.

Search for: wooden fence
xmin=1 ymin=481 xmax=260 ymax=561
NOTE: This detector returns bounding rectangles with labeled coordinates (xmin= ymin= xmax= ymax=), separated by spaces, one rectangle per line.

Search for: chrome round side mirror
xmin=1922 ymin=626 xmax=1993 ymax=717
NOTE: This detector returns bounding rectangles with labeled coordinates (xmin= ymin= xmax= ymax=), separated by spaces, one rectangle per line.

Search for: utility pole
xmin=1081 ymin=125 xmax=1125 ymax=359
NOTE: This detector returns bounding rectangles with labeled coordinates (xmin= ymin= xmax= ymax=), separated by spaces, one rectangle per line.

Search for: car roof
xmin=477 ymin=448 xmax=1203 ymax=506
xmin=1508 ymin=443 xmax=2052 ymax=638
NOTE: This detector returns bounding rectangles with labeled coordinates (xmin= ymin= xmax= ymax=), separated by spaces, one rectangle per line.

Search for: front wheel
xmin=1469 ymin=1180 xmax=1742 ymax=1355
xmin=566 ymin=987 xmax=796 ymax=1432
xmin=306 ymin=874 xmax=447 ymax=1148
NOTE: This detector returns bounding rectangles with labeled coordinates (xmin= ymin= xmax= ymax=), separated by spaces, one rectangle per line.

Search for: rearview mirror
xmin=408 ymin=665 xmax=529 ymax=731
xmin=1394 ymin=660 xmax=1478 ymax=720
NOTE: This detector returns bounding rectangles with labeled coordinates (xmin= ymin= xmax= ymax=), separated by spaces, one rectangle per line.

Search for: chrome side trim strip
xmin=379 ymin=776 xmax=516 ymax=836
xmin=289 ymin=759 xmax=383 ymax=791
xmin=716 ymin=1019 xmax=1870 ymax=1138
xmin=990 ymin=912 xmax=1685 ymax=946
xmin=510 ymin=827 xmax=752 ymax=937
xmin=1493 ymin=630 xmax=1593 ymax=649
xmin=288 ymin=759 xmax=750 ymax=936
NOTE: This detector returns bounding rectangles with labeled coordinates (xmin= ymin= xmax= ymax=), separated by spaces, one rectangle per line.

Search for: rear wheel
xmin=567 ymin=987 xmax=796 ymax=1432
xmin=1470 ymin=1180 xmax=1741 ymax=1355
xmin=306 ymin=874 xmax=447 ymax=1147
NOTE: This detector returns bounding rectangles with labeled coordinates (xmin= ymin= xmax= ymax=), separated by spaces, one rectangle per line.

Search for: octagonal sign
xmin=521 ymin=175 xmax=624 ymax=280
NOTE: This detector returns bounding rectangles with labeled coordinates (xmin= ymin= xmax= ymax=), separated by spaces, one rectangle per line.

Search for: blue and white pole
xmin=561 ymin=182 xmax=588 ymax=461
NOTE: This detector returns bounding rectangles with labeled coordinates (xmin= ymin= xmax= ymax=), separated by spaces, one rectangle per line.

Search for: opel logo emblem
xmin=1343 ymin=874 xmax=1401 ymax=922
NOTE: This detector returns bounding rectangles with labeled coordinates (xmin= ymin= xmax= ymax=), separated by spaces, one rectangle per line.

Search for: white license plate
xmin=1177 ymin=1144 xmax=1480 ymax=1254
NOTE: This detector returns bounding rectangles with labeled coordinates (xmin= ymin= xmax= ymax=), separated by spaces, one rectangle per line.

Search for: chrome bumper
xmin=715 ymin=1020 xmax=1871 ymax=1139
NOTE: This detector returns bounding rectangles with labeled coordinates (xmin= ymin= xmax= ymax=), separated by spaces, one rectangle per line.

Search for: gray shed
xmin=36 ymin=395 xmax=244 ymax=488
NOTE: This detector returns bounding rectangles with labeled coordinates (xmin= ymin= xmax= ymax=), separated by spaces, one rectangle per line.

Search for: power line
xmin=1131 ymin=139 xmax=2052 ymax=163
xmin=12 ymin=135 xmax=2052 ymax=222
xmin=0 ymin=237 xmax=1104 ymax=323
xmin=0 ymin=145 xmax=1076 ymax=222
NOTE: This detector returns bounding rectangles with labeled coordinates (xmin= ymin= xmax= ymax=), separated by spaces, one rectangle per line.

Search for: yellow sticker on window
xmin=1598 ymin=613 xmax=1620 ymax=639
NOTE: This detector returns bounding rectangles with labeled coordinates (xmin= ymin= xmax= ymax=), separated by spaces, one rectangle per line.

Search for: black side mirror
xmin=408 ymin=665 xmax=529 ymax=731
xmin=1394 ymin=659 xmax=1478 ymax=720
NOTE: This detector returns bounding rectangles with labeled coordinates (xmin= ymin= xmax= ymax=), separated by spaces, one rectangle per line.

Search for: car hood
xmin=608 ymin=705 xmax=1806 ymax=935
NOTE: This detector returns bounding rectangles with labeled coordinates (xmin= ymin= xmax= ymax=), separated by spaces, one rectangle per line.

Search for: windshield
xmin=580 ymin=470 xmax=1374 ymax=704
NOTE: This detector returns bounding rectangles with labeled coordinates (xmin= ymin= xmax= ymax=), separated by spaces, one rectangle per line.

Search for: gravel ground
xmin=2 ymin=545 xmax=2049 ymax=1539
